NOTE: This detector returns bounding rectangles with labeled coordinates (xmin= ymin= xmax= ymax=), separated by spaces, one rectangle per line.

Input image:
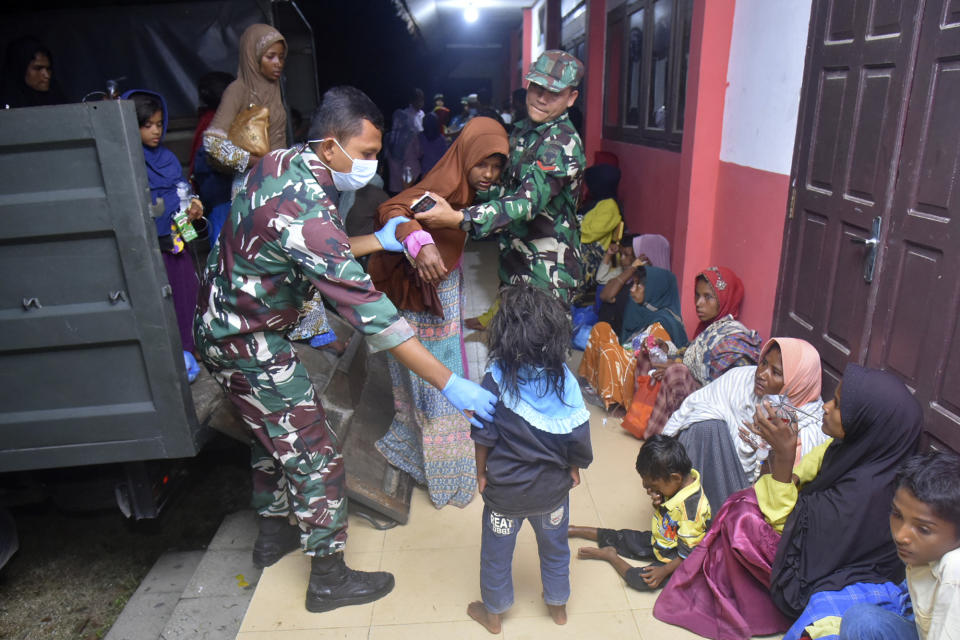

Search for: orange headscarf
xmin=760 ymin=337 xmax=822 ymax=406
xmin=368 ymin=117 xmax=509 ymax=316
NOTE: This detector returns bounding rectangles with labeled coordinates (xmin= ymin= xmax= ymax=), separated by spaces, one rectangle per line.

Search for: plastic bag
xmin=571 ymin=323 xmax=593 ymax=351
xmin=183 ymin=350 xmax=201 ymax=383
xmin=571 ymin=304 xmax=598 ymax=330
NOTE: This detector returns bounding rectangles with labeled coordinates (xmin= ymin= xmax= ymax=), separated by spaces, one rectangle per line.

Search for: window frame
xmin=602 ymin=0 xmax=693 ymax=151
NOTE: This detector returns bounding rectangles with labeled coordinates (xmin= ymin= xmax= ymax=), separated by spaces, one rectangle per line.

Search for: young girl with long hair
xmin=467 ymin=285 xmax=593 ymax=633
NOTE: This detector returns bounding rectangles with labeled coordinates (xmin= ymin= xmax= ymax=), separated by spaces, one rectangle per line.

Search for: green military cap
xmin=525 ymin=49 xmax=584 ymax=92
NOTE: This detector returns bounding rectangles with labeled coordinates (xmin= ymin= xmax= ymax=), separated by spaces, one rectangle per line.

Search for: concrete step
xmin=106 ymin=510 xmax=261 ymax=640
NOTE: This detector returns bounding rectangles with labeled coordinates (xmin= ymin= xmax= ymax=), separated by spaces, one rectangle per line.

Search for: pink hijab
xmin=760 ymin=337 xmax=822 ymax=406
xmin=633 ymin=234 xmax=670 ymax=269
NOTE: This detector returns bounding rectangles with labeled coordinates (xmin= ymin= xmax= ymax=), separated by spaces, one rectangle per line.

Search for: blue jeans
xmin=479 ymin=496 xmax=570 ymax=614
xmin=839 ymin=603 xmax=918 ymax=640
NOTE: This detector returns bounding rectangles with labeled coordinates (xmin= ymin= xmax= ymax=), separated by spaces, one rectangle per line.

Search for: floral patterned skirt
xmin=375 ymin=269 xmax=476 ymax=508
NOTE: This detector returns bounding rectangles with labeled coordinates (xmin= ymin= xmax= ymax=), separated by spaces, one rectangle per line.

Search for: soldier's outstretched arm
xmin=348 ymin=215 xmax=410 ymax=256
xmin=390 ymin=338 xmax=497 ymax=427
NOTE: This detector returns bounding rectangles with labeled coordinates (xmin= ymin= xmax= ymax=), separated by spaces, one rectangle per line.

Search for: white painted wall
xmin=531 ymin=0 xmax=546 ymax=62
xmin=719 ymin=0 xmax=812 ymax=175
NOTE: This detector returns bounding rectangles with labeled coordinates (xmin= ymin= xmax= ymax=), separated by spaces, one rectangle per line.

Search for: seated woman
xmin=572 ymin=164 xmax=622 ymax=305
xmin=637 ymin=266 xmax=763 ymax=439
xmin=653 ymin=364 xmax=923 ymax=640
xmin=367 ymin=117 xmax=509 ymax=508
xmin=662 ymin=338 xmax=828 ymax=509
xmin=632 ymin=233 xmax=671 ymax=271
xmin=578 ymin=265 xmax=688 ymax=411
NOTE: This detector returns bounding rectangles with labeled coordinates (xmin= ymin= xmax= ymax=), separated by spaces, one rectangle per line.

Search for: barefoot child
xmin=468 ymin=285 xmax=593 ymax=633
xmin=839 ymin=450 xmax=960 ymax=640
xmin=569 ymin=434 xmax=711 ymax=590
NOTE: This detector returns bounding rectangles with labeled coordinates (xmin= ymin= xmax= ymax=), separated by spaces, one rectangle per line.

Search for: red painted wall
xmin=711 ymin=161 xmax=790 ymax=340
xmin=598 ymin=140 xmax=681 ymax=249
xmin=583 ymin=0 xmax=605 ymax=159
xmin=673 ymin=0 xmax=736 ymax=333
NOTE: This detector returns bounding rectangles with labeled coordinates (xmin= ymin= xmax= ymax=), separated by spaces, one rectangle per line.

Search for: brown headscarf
xmin=368 ymin=117 xmax=509 ymax=316
xmin=208 ymin=23 xmax=287 ymax=152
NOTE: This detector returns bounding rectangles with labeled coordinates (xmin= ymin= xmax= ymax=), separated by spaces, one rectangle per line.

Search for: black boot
xmin=252 ymin=516 xmax=301 ymax=568
xmin=305 ymin=552 xmax=395 ymax=612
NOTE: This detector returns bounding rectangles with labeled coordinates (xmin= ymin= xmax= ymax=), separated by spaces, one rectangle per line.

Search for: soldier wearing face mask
xmin=194 ymin=86 xmax=497 ymax=613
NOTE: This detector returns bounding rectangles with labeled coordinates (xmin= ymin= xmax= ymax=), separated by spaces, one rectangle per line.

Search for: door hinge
xmin=787 ymin=186 xmax=797 ymax=219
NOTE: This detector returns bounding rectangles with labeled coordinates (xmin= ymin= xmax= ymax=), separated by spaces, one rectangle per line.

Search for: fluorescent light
xmin=464 ymin=5 xmax=479 ymax=22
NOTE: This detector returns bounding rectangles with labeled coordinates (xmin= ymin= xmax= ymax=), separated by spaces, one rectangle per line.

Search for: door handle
xmin=849 ymin=216 xmax=881 ymax=283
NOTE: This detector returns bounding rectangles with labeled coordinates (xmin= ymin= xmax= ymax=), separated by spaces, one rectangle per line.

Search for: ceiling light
xmin=464 ymin=5 xmax=479 ymax=22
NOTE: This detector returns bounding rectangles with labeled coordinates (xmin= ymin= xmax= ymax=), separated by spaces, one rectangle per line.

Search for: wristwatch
xmin=458 ymin=210 xmax=472 ymax=232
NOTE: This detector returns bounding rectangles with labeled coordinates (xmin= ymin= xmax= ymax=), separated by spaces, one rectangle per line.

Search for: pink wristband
xmin=403 ymin=230 xmax=436 ymax=258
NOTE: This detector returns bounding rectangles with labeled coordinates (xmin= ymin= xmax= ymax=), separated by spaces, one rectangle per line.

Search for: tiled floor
xmin=237 ymin=242 xmax=782 ymax=639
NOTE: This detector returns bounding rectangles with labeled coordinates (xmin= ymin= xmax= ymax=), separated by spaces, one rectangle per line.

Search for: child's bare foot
xmin=464 ymin=317 xmax=485 ymax=331
xmin=547 ymin=603 xmax=567 ymax=625
xmin=567 ymin=525 xmax=598 ymax=541
xmin=577 ymin=545 xmax=618 ymax=561
xmin=467 ymin=601 xmax=502 ymax=634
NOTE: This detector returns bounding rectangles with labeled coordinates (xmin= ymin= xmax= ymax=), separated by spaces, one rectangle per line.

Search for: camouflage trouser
xmin=201 ymin=336 xmax=347 ymax=556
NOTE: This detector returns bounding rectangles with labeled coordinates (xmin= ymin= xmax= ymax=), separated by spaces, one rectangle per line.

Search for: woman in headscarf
xmin=653 ymin=364 xmax=923 ymax=640
xmin=662 ymin=337 xmax=827 ymax=509
xmin=577 ymin=264 xmax=688 ymax=412
xmin=121 ymin=90 xmax=203 ymax=358
xmin=367 ymin=117 xmax=509 ymax=508
xmin=639 ymin=266 xmax=763 ymax=439
xmin=572 ymin=164 xmax=623 ymax=305
xmin=202 ymin=23 xmax=287 ymax=177
xmin=1 ymin=36 xmax=67 ymax=109
xmin=199 ymin=24 xmax=339 ymax=351
xmin=632 ymin=234 xmax=670 ymax=272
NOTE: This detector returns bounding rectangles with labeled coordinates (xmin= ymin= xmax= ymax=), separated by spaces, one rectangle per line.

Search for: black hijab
xmin=770 ymin=363 xmax=922 ymax=617
xmin=584 ymin=164 xmax=620 ymax=200
xmin=1 ymin=37 xmax=67 ymax=108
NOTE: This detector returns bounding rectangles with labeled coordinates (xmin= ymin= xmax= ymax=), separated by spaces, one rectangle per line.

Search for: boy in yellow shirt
xmin=569 ymin=435 xmax=711 ymax=590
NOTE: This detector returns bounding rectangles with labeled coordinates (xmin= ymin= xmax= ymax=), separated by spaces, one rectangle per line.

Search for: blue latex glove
xmin=441 ymin=374 xmax=497 ymax=428
xmin=183 ymin=350 xmax=201 ymax=383
xmin=374 ymin=216 xmax=412 ymax=253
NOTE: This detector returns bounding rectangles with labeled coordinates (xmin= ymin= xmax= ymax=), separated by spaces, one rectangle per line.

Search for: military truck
xmin=0 ymin=0 xmax=413 ymax=569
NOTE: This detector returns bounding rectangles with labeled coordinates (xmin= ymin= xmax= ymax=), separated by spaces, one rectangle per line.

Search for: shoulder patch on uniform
xmin=539 ymin=145 xmax=560 ymax=171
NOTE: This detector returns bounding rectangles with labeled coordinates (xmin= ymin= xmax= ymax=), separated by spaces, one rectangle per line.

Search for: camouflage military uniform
xmin=461 ymin=51 xmax=585 ymax=302
xmin=194 ymin=146 xmax=413 ymax=556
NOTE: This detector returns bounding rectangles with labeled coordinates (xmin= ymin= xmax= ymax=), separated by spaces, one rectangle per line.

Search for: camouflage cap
xmin=525 ymin=49 xmax=584 ymax=92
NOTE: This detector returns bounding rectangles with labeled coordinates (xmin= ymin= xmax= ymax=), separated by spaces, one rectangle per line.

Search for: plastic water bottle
xmin=762 ymin=394 xmax=794 ymax=421
xmin=646 ymin=337 xmax=668 ymax=386
xmin=648 ymin=345 xmax=668 ymax=365
xmin=173 ymin=181 xmax=198 ymax=242
xmin=749 ymin=395 xmax=795 ymax=460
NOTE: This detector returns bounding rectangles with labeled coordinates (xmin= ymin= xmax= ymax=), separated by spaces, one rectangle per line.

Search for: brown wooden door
xmin=775 ymin=0 xmax=960 ymax=453
xmin=774 ymin=0 xmax=921 ymax=389
xmin=866 ymin=0 xmax=960 ymax=453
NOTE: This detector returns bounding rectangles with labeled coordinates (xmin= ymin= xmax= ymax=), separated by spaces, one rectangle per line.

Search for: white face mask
xmin=309 ymin=138 xmax=378 ymax=191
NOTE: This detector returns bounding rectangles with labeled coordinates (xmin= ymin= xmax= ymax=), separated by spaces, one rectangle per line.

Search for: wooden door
xmin=866 ymin=0 xmax=960 ymax=453
xmin=776 ymin=0 xmax=960 ymax=452
xmin=773 ymin=0 xmax=922 ymax=392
